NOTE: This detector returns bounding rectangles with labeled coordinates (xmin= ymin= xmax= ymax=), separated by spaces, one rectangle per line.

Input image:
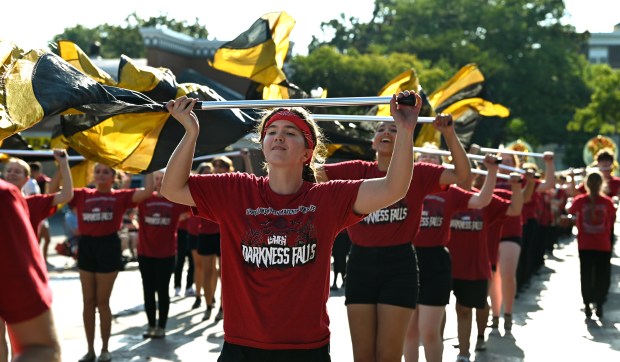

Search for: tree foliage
xmin=51 ymin=13 xmax=209 ymax=58
xmin=568 ymin=64 xmax=620 ymax=134
xmin=307 ymin=0 xmax=593 ymax=149
xmin=290 ymin=46 xmax=454 ymax=101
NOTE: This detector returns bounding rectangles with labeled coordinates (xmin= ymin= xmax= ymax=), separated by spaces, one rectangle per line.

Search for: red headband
xmin=262 ymin=110 xmax=316 ymax=152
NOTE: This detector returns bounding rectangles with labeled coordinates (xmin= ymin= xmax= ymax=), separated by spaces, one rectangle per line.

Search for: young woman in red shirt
xmin=318 ymin=120 xmax=471 ymax=361
xmin=568 ymin=170 xmax=615 ymax=319
xmin=162 ymin=92 xmax=420 ymax=361
xmin=69 ymin=164 xmax=153 ymax=362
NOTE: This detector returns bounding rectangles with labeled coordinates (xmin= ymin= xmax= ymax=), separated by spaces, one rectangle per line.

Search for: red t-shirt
xmin=522 ymin=180 xmax=542 ymax=221
xmin=568 ymin=194 xmax=616 ymax=252
xmin=539 ymin=190 xmax=554 ymax=226
xmin=187 ymin=215 xmax=201 ymax=236
xmin=0 ymin=180 xmax=52 ymax=324
xmin=25 ymin=194 xmax=57 ymax=230
xmin=177 ymin=217 xmax=188 ymax=231
xmin=448 ymin=194 xmax=510 ymax=280
xmin=487 ymin=188 xmax=512 ymax=265
xmin=413 ymin=186 xmax=473 ymax=247
xmin=188 ymin=172 xmax=363 ymax=350
xmin=324 ymin=161 xmax=445 ymax=247
xmin=200 ymin=218 xmax=220 ymax=235
xmin=69 ymin=188 xmax=136 ymax=236
xmin=495 ymin=184 xmax=523 ymax=239
xmin=137 ymin=193 xmax=190 ymax=258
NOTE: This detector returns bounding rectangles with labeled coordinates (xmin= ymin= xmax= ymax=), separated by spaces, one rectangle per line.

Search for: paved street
xmin=45 ymin=214 xmax=619 ymax=361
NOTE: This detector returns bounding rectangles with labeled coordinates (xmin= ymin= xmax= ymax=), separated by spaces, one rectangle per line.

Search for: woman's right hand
xmin=166 ymin=96 xmax=199 ymax=134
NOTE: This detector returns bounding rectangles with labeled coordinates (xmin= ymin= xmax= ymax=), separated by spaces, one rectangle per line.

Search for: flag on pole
xmin=428 ymin=64 xmax=509 ymax=148
xmin=0 ymin=41 xmax=165 ymax=142
xmin=374 ymin=68 xmax=438 ymax=147
xmin=210 ymin=12 xmax=295 ymax=86
xmin=55 ymin=42 xmax=254 ymax=173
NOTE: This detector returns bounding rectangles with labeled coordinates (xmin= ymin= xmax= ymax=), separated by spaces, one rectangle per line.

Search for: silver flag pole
xmin=413 ymin=147 xmax=526 ymax=174
xmin=479 ymin=147 xmax=549 ymax=158
xmin=192 ymin=150 xmax=243 ymax=162
xmin=196 ymin=96 xmax=406 ymax=110
xmin=313 ymin=114 xmax=435 ymax=123
xmin=0 ymin=149 xmax=85 ymax=161
xmin=442 ymin=163 xmax=511 ymax=180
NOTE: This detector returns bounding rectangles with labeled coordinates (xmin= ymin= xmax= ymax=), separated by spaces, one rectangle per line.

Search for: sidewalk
xmin=46 ymin=219 xmax=620 ymax=361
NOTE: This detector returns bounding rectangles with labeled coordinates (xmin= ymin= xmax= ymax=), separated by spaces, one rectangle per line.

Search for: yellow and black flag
xmin=375 ymin=68 xmax=438 ymax=147
xmin=210 ymin=11 xmax=295 ymax=86
xmin=56 ymin=42 xmax=254 ymax=173
xmin=428 ymin=64 xmax=509 ymax=148
xmin=0 ymin=41 xmax=166 ymax=142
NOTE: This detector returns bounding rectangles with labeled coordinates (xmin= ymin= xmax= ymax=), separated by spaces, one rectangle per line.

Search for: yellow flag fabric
xmin=0 ymin=41 xmax=166 ymax=142
xmin=425 ymin=64 xmax=510 ymax=147
xmin=210 ymin=12 xmax=295 ymax=85
xmin=376 ymin=69 xmax=420 ymax=117
xmin=55 ymin=42 xmax=254 ymax=173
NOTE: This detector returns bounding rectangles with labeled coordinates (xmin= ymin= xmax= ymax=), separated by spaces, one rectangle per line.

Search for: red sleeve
xmin=323 ymin=160 xmax=371 ymax=181
xmin=25 ymin=194 xmax=57 ymax=229
xmin=0 ymin=182 xmax=52 ymax=324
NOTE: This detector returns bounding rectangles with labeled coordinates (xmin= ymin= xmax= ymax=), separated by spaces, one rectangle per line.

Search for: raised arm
xmin=536 ymin=152 xmax=555 ymax=192
xmin=506 ymin=173 xmax=524 ymax=216
xmin=438 ymin=117 xmax=471 ymax=186
xmin=240 ymin=148 xmax=255 ymax=174
xmin=353 ymin=91 xmax=421 ymax=215
xmin=468 ymin=154 xmax=500 ymax=209
xmin=50 ymin=149 xmax=73 ymax=206
xmin=160 ymin=97 xmax=199 ymax=206
xmin=132 ymin=172 xmax=155 ymax=204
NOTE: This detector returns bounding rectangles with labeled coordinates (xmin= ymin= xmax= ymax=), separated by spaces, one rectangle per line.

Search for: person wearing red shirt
xmin=404 ymin=154 xmax=502 ymax=362
xmin=3 ymin=151 xmax=73 ymax=232
xmin=162 ymin=92 xmax=419 ymax=361
xmin=448 ymin=169 xmax=523 ymax=362
xmin=137 ymin=170 xmax=189 ymax=339
xmin=486 ymin=168 xmax=536 ymax=333
xmin=1 ymin=151 xmax=72 ymax=361
xmin=199 ymin=157 xmax=234 ymax=322
xmin=568 ymin=171 xmax=615 ymax=319
xmin=69 ymin=164 xmax=153 ymax=362
xmin=0 ymin=179 xmax=61 ymax=362
xmin=319 ymin=120 xmax=471 ymax=361
xmin=571 ymin=150 xmax=620 ymax=198
xmin=173 ymin=216 xmax=194 ymax=297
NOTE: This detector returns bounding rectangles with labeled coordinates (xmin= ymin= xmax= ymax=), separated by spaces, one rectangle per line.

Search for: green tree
xmin=290 ymin=46 xmax=454 ymax=104
xmin=51 ymin=13 xmax=209 ymax=58
xmin=312 ymin=0 xmax=592 ymax=151
xmin=568 ymin=64 xmax=620 ymax=134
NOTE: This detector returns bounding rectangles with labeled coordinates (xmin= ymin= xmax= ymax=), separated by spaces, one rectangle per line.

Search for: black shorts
xmin=417 ymin=246 xmax=452 ymax=306
xmin=218 ymin=341 xmax=330 ymax=362
xmin=452 ymin=279 xmax=488 ymax=309
xmin=345 ymin=243 xmax=418 ymax=308
xmin=188 ymin=234 xmax=199 ymax=250
xmin=500 ymin=236 xmax=522 ymax=247
xmin=78 ymin=233 xmax=122 ymax=273
xmin=197 ymin=233 xmax=221 ymax=256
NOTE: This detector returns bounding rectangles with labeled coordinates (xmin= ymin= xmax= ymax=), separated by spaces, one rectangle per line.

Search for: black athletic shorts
xmin=345 ymin=243 xmax=418 ymax=308
xmin=416 ymin=246 xmax=452 ymax=306
xmin=500 ymin=236 xmax=522 ymax=247
xmin=197 ymin=233 xmax=221 ymax=256
xmin=218 ymin=341 xmax=330 ymax=362
xmin=78 ymin=233 xmax=122 ymax=273
xmin=188 ymin=233 xmax=199 ymax=250
xmin=452 ymin=278 xmax=488 ymax=309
